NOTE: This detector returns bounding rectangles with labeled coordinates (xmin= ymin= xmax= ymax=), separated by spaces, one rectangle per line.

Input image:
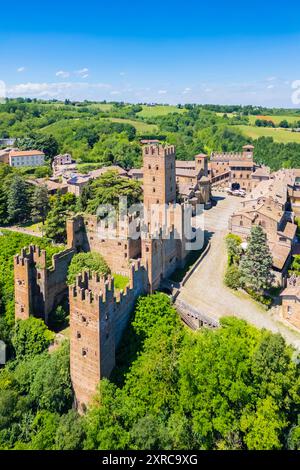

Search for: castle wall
xmin=67 ymin=214 xmax=141 ymax=275
xmin=70 ymin=262 xmax=145 ymax=411
xmin=14 ymin=245 xmax=74 ymax=324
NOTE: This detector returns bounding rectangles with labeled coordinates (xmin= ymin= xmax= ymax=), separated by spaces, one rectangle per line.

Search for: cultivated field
xmin=235 ymin=124 xmax=300 ymax=143
xmin=248 ymin=114 xmax=300 ymax=125
xmin=137 ymin=104 xmax=186 ymax=117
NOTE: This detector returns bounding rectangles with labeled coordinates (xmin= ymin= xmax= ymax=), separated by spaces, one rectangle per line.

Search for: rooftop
xmin=10 ymin=150 xmax=45 ymax=157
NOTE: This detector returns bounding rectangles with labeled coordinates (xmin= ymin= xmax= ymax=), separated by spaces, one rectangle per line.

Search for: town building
xmin=9 ymin=150 xmax=45 ymax=167
xmin=280 ymin=275 xmax=300 ymax=329
xmin=229 ymin=172 xmax=298 ymax=283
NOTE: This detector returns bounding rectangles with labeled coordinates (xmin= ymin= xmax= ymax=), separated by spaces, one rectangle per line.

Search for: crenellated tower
xmin=69 ymin=261 xmax=145 ymax=412
xmin=143 ymin=144 xmax=176 ymax=210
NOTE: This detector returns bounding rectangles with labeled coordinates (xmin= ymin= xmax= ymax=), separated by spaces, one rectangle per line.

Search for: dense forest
xmin=1 ymin=292 xmax=300 ymax=450
xmin=1 ymin=98 xmax=300 ymax=170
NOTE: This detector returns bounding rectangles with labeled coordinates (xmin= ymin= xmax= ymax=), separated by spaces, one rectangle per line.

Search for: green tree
xmin=45 ymin=192 xmax=76 ymax=243
xmin=55 ymin=410 xmax=85 ymax=450
xmin=7 ymin=175 xmax=31 ymax=224
xmin=12 ymin=317 xmax=54 ymax=359
xmin=31 ymin=185 xmax=50 ymax=224
xmin=80 ymin=170 xmax=142 ymax=214
xmin=225 ymin=233 xmax=242 ymax=266
xmin=67 ymin=252 xmax=110 ymax=285
xmin=29 ymin=342 xmax=73 ymax=413
xmin=239 ymin=225 xmax=274 ymax=293
xmin=224 ymin=265 xmax=241 ymax=290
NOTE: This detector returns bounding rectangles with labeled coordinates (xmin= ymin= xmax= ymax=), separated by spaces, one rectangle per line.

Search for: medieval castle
xmin=14 ymin=144 xmax=202 ymax=412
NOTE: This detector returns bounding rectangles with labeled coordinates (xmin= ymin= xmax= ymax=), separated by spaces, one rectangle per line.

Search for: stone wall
xmin=67 ymin=214 xmax=141 ymax=275
xmin=14 ymin=245 xmax=75 ymax=324
xmin=69 ymin=261 xmax=145 ymax=411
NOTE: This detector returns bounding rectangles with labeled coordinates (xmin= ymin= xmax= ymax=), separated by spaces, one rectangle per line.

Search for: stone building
xmin=280 ymin=276 xmax=300 ymax=329
xmin=129 ymin=150 xmax=211 ymax=206
xmin=9 ymin=150 xmax=45 ymax=167
xmin=229 ymin=172 xmax=298 ymax=283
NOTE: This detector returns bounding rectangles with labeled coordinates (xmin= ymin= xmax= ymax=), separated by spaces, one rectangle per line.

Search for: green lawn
xmin=88 ymin=103 xmax=114 ymax=112
xmin=137 ymin=105 xmax=187 ymax=118
xmin=235 ymin=125 xmax=300 ymax=144
xmin=104 ymin=117 xmax=158 ymax=134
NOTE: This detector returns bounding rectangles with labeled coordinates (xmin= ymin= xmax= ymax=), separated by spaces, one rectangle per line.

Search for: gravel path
xmin=178 ymin=192 xmax=300 ymax=350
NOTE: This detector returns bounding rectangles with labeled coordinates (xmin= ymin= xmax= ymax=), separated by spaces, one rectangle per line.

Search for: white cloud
xmin=182 ymin=87 xmax=191 ymax=94
xmin=6 ymin=81 xmax=111 ymax=100
xmin=267 ymin=84 xmax=275 ymax=89
xmin=75 ymin=68 xmax=89 ymax=78
xmin=17 ymin=67 xmax=25 ymax=73
xmin=110 ymin=90 xmax=121 ymax=96
xmin=158 ymin=89 xmax=167 ymax=94
xmin=55 ymin=70 xmax=70 ymax=78
xmin=266 ymin=76 xmax=277 ymax=82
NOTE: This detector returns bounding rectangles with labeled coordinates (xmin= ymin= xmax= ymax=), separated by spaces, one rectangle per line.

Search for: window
xmin=240 ymin=220 xmax=243 ymax=226
xmin=153 ymin=188 xmax=155 ymax=193
xmin=148 ymin=164 xmax=151 ymax=169
xmin=81 ymin=316 xmax=87 ymax=323
xmin=152 ymin=176 xmax=155 ymax=182
xmin=288 ymin=306 xmax=293 ymax=316
xmin=77 ymin=331 xmax=81 ymax=339
xmin=82 ymin=349 xmax=87 ymax=357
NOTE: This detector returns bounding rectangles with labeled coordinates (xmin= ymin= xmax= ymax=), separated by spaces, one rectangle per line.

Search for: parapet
xmin=69 ymin=259 xmax=144 ymax=307
xmin=14 ymin=244 xmax=47 ymax=269
xmin=143 ymin=144 xmax=175 ymax=158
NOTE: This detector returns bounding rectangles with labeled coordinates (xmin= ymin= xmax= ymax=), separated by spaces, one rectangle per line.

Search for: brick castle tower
xmin=143 ymin=144 xmax=176 ymax=210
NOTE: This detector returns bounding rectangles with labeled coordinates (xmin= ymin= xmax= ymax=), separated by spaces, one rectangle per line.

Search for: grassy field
xmin=104 ymin=117 xmax=158 ymax=133
xmin=88 ymin=103 xmax=114 ymax=112
xmin=137 ymin=105 xmax=186 ymax=118
xmin=248 ymin=114 xmax=300 ymax=125
xmin=235 ymin=125 xmax=300 ymax=143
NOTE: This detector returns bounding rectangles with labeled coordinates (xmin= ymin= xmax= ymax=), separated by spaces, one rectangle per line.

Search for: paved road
xmin=178 ymin=191 xmax=300 ymax=350
xmin=0 ymin=225 xmax=43 ymax=238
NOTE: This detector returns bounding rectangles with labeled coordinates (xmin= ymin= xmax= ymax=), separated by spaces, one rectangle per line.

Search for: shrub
xmin=12 ymin=317 xmax=54 ymax=359
xmin=224 ymin=265 xmax=241 ymax=290
xmin=67 ymin=252 xmax=110 ymax=285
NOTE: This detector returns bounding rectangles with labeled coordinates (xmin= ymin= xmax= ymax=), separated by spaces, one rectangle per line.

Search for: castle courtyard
xmin=178 ymin=191 xmax=300 ymax=350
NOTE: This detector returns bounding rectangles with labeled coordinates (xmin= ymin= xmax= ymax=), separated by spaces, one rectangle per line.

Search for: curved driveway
xmin=178 ymin=192 xmax=300 ymax=350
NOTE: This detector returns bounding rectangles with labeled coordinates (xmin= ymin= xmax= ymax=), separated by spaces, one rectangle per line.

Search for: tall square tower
xmin=143 ymin=144 xmax=176 ymax=210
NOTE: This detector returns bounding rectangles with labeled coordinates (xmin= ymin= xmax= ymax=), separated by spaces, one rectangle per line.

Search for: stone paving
xmin=178 ymin=191 xmax=300 ymax=350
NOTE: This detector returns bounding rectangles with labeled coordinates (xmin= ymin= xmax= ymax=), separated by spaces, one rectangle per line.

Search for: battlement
xmin=143 ymin=144 xmax=175 ymax=158
xmin=14 ymin=244 xmax=47 ymax=269
xmin=69 ymin=259 xmax=145 ymax=411
xmin=14 ymin=244 xmax=75 ymax=323
xmin=70 ymin=259 xmax=143 ymax=306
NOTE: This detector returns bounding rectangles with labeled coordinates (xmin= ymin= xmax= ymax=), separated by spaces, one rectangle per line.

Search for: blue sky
xmin=1 ymin=0 xmax=300 ymax=106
